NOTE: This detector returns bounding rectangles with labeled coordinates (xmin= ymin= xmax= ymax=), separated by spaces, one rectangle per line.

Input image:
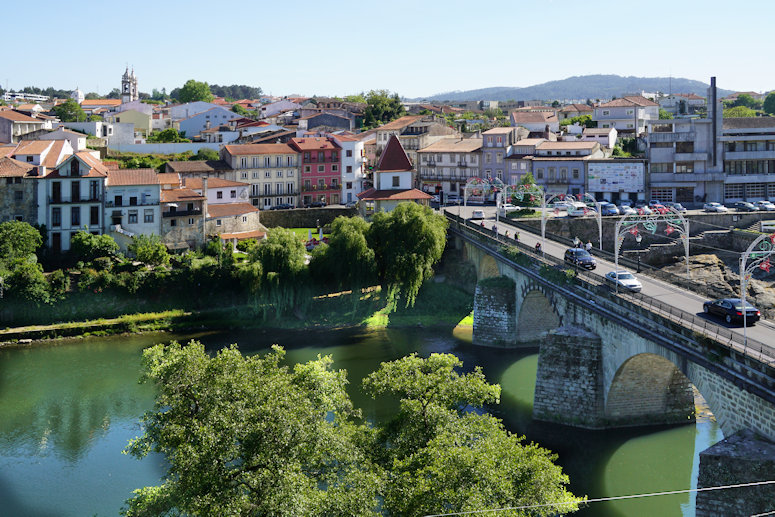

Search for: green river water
xmin=0 ymin=325 xmax=721 ymax=516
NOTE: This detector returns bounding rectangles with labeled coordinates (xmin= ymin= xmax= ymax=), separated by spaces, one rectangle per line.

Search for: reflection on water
xmin=0 ymin=327 xmax=723 ymax=516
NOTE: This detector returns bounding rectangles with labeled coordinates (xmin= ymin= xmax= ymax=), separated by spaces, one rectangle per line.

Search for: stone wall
xmin=472 ymin=277 xmax=516 ymax=348
xmin=533 ymin=325 xmax=606 ymax=428
xmin=258 ymin=207 xmax=356 ymax=229
xmin=0 ymin=178 xmax=36 ymax=223
xmin=696 ymin=429 xmax=775 ymax=516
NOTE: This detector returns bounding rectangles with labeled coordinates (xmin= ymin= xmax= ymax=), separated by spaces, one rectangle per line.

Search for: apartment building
xmin=221 ymin=143 xmax=300 ymax=209
xmin=329 ymin=133 xmax=366 ymax=204
xmin=721 ymin=117 xmax=775 ymax=203
xmin=417 ymin=137 xmax=482 ymax=196
xmin=593 ymin=96 xmax=659 ymax=136
xmin=375 ymin=115 xmax=458 ymax=171
xmin=531 ymin=141 xmax=604 ymax=196
xmin=480 ymin=127 xmax=521 ymax=181
xmin=105 ymin=169 xmax=161 ymax=249
xmin=289 ymin=137 xmax=342 ymax=206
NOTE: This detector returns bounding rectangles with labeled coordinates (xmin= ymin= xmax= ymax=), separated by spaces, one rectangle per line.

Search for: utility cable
xmin=423 ymin=480 xmax=775 ymax=516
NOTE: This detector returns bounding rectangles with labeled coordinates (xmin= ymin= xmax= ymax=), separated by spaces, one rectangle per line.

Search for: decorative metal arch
xmin=739 ymin=233 xmax=775 ymax=348
xmin=614 ymin=208 xmax=690 ymax=280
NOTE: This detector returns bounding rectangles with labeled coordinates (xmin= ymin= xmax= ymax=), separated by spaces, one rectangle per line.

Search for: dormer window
xmin=26 ymin=156 xmax=33 ymax=162
xmin=70 ymin=160 xmax=79 ymax=176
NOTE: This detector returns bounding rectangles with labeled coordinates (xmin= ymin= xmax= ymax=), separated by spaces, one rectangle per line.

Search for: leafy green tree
xmin=363 ymin=353 xmax=582 ymax=516
xmin=724 ymin=105 xmax=757 ymax=118
xmin=0 ymin=221 xmax=42 ymax=262
xmin=123 ymin=341 xmax=381 ymax=517
xmin=146 ymin=128 xmax=190 ymax=143
xmin=343 ymin=93 xmax=367 ymax=103
xmin=659 ymin=108 xmax=674 ymax=119
xmin=85 ymin=92 xmax=102 ymax=100
xmin=191 ymin=147 xmax=220 ymax=161
xmin=559 ymin=114 xmax=596 ymax=128
xmin=47 ymin=269 xmax=70 ymax=301
xmin=128 ymin=234 xmax=169 ymax=266
xmin=53 ymin=99 xmax=87 ymax=122
xmin=309 ymin=216 xmax=376 ymax=295
xmin=248 ymin=228 xmax=309 ymax=317
xmin=231 ymin=103 xmax=252 ymax=117
xmin=763 ymin=92 xmax=775 ymax=115
xmin=367 ymin=203 xmax=447 ymax=308
xmin=209 ymin=84 xmax=263 ymax=100
xmin=177 ymin=79 xmax=214 ymax=103
xmin=106 ymin=88 xmax=121 ymax=99
xmin=69 ymin=231 xmax=119 ymax=261
xmin=733 ymin=93 xmax=762 ymax=110
xmin=7 ymin=261 xmax=50 ymax=305
xmin=363 ymin=89 xmax=405 ymax=128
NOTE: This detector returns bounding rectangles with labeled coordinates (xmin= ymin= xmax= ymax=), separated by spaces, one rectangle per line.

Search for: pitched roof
xmin=559 ymin=103 xmax=594 ymax=113
xmin=13 ymin=140 xmax=53 ymax=155
xmin=157 ymin=172 xmax=181 ymax=186
xmin=223 ymin=143 xmax=296 ymax=155
xmin=723 ymin=117 xmax=775 ymax=130
xmin=0 ymin=110 xmax=43 ymax=123
xmin=598 ymin=95 xmax=658 ymax=108
xmin=583 ymin=127 xmax=615 ymax=135
xmin=289 ymin=137 xmax=340 ymax=152
xmin=357 ymin=188 xmax=433 ymax=201
xmin=510 ymin=111 xmax=558 ymax=124
xmin=182 ymin=177 xmax=249 ymax=189
xmin=377 ymin=135 xmax=412 ymax=172
xmin=40 ymin=141 xmax=68 ymax=168
xmin=0 ymin=156 xmax=35 ymax=177
xmin=165 ymin=160 xmax=232 ymax=173
xmin=207 ymin=203 xmax=259 ymax=218
xmin=376 ymin=115 xmax=423 ymax=132
xmin=219 ymin=229 xmax=266 ymax=240
xmin=80 ymin=99 xmax=122 ymax=106
xmin=418 ymin=137 xmax=483 ymax=153
xmin=512 ymin=138 xmax=546 ymax=146
xmin=107 ymin=168 xmax=159 ymax=186
xmin=537 ymin=141 xmax=598 ymax=150
xmin=160 ymin=188 xmax=204 ymax=203
xmin=482 ymin=127 xmax=515 ymax=135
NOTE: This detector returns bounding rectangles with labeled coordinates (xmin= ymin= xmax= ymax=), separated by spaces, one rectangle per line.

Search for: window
xmin=276 ymin=183 xmax=284 ymax=195
xmin=242 ymin=216 xmax=247 ymax=222
xmin=264 ymin=157 xmax=271 ymax=167
xmin=346 ymin=150 xmax=352 ymax=157
xmin=252 ymin=157 xmax=259 ymax=168
xmin=332 ymin=164 xmax=338 ymax=172
xmin=485 ymin=154 xmax=492 ymax=164
xmin=304 ymin=179 xmax=311 ymax=190
xmin=331 ymin=179 xmax=338 ymax=188
xmin=725 ymin=183 xmax=744 ymax=199
xmin=263 ymin=198 xmax=271 ymax=207
xmin=346 ymin=165 xmax=352 ymax=173
xmin=676 ymin=142 xmax=694 ymax=153
xmin=144 ymin=209 xmax=154 ymax=223
xmin=520 ymin=162 xmax=527 ymax=170
xmin=626 ymin=110 xmax=634 ymax=115
xmin=287 ymin=182 xmax=294 ymax=193
xmin=216 ymin=219 xmax=222 ymax=226
xmin=71 ymin=180 xmax=80 ymax=202
xmin=317 ymin=151 xmax=324 ymax=161
xmin=276 ymin=157 xmax=282 ymax=167
xmin=128 ymin=210 xmax=138 ymax=224
xmin=217 ymin=191 xmax=223 ymax=199
xmin=265 ymin=171 xmax=271 ymax=178
xmin=70 ymin=160 xmax=79 ymax=176
xmin=26 ymin=155 xmax=33 ymax=162
xmin=241 ymin=158 xmax=247 ymax=168
xmin=230 ymin=190 xmax=236 ymax=198
xmin=287 ymin=170 xmax=294 ymax=177
xmin=242 ymin=172 xmax=248 ymax=179
xmin=651 ymin=142 xmax=672 ymax=148
xmin=548 ymin=167 xmax=556 ymax=180
xmin=651 ymin=163 xmax=672 ymax=173
xmin=496 ymin=153 xmax=503 ymax=163
xmin=536 ymin=168 xmax=544 ymax=179
xmin=90 ymin=206 xmax=99 ymax=225
xmin=287 ymin=156 xmax=293 ymax=166
xmin=276 ymin=170 xmax=283 ymax=178
xmin=392 ymin=176 xmax=399 ymax=187
xmin=572 ymin=168 xmax=580 ymax=179
xmin=264 ymin=184 xmax=271 ymax=195
xmin=346 ymin=182 xmax=353 ymax=189
xmin=303 ymin=152 xmax=310 ymax=161
xmin=170 ymin=219 xmax=177 ymax=227
xmin=602 ymin=110 xmax=610 ymax=116
xmin=71 ymin=206 xmax=80 ymax=226
xmin=651 ymin=188 xmax=673 ymax=202
xmin=747 ymin=183 xmax=765 ymax=198
xmin=14 ymin=190 xmax=22 ymax=200
xmin=675 ymin=162 xmax=694 ymax=173
xmin=560 ymin=167 xmax=568 ymax=180
xmin=318 ymin=165 xmax=325 ymax=173
xmin=90 ymin=180 xmax=99 ymax=200
xmin=304 ymin=165 xmax=311 ymax=173
xmin=52 ymin=207 xmax=61 ymax=227
xmin=318 ymin=179 xmax=325 ymax=189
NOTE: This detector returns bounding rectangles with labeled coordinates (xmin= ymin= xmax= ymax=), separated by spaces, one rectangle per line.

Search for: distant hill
xmin=414 ymin=75 xmax=734 ymax=103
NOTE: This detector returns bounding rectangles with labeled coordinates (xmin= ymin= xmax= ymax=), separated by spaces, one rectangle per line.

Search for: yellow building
xmin=105 ymin=109 xmax=152 ymax=136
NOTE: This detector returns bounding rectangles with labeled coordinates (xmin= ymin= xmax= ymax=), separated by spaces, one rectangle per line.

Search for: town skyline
xmin=5 ymin=0 xmax=774 ymax=98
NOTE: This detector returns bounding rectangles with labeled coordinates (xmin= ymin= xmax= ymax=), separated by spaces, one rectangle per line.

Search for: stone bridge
xmin=454 ymin=226 xmax=775 ymax=515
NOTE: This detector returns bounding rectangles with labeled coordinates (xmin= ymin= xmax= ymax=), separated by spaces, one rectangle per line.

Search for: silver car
xmin=605 ymin=270 xmax=642 ymax=292
xmin=703 ymin=202 xmax=729 ymax=213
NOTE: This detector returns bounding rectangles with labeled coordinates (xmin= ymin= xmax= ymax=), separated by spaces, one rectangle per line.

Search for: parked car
xmin=703 ymin=202 xmax=729 ymax=212
xmin=568 ymin=202 xmax=594 ymax=217
xmin=619 ymin=206 xmax=637 ymax=215
xmin=650 ymin=204 xmax=669 ymax=214
xmin=305 ymin=201 xmax=327 ymax=208
xmin=564 ymin=248 xmax=596 ymax=270
xmin=703 ymin=298 xmax=761 ymax=325
xmin=446 ymin=194 xmax=461 ymax=206
xmin=497 ymin=203 xmax=520 ymax=217
xmin=734 ymin=201 xmax=760 ymax=212
xmin=754 ymin=200 xmax=775 ymax=211
xmin=619 ymin=199 xmax=634 ymax=208
xmin=604 ymin=270 xmax=642 ymax=292
xmin=269 ymin=203 xmax=294 ymax=210
xmin=635 ymin=205 xmax=653 ymax=215
xmin=599 ymin=202 xmax=619 ymax=216
xmin=470 ymin=209 xmax=485 ymax=220
xmin=345 ymin=200 xmax=358 ymax=208
xmin=663 ymin=202 xmax=687 ymax=212
xmin=552 ymin=200 xmax=573 ymax=211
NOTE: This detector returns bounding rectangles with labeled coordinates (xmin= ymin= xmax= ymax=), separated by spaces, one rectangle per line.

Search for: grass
xmin=288 ymin=228 xmax=331 ymax=240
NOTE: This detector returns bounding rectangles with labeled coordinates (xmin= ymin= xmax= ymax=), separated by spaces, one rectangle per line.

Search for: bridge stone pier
xmin=455 ymin=230 xmax=775 ymax=514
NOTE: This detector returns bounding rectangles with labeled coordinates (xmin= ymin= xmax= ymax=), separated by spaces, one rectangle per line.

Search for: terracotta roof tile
xmin=559 ymin=103 xmax=594 ymax=113
xmin=376 ymin=115 xmax=423 ymax=131
xmin=157 ymin=172 xmax=181 ymax=186
xmin=377 ymin=135 xmax=413 ymax=172
xmin=218 ymin=229 xmax=266 ymax=240
xmin=165 ymin=160 xmax=232 ymax=173
xmin=418 ymin=137 xmax=482 ymax=153
xmin=598 ymin=95 xmax=658 ymax=108
xmin=80 ymin=99 xmax=122 ymax=106
xmin=288 ymin=137 xmax=340 ymax=152
xmin=207 ymin=203 xmax=259 ymax=218
xmin=510 ymin=111 xmax=558 ymax=124
xmin=0 ymin=110 xmax=43 ymax=123
xmin=357 ymin=188 xmax=432 ymax=201
xmin=107 ymin=168 xmax=159 ymax=186
xmin=160 ymin=188 xmax=205 ymax=203
xmin=182 ymin=177 xmax=249 ymax=189
xmin=12 ymin=140 xmax=53 ymax=155
xmin=223 ymin=143 xmax=296 ymax=155
xmin=0 ymin=156 xmax=35 ymax=177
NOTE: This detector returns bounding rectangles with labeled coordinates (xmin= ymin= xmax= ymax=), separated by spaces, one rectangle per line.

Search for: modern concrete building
xmin=721 ymin=117 xmax=775 ymax=203
xmin=329 ymin=133 xmax=366 ymax=204
xmin=0 ymin=110 xmax=49 ymax=143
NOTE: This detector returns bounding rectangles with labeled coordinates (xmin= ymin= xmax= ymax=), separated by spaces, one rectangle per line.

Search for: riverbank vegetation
xmin=123 ymin=341 xmax=582 ymax=516
xmin=0 ymin=204 xmax=456 ymax=332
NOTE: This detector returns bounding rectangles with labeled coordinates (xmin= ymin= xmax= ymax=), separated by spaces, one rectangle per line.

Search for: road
xmin=443 ymin=206 xmax=775 ymax=352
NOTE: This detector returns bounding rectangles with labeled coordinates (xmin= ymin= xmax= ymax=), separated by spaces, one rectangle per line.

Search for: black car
xmin=305 ymin=201 xmax=327 ymax=208
xmin=703 ymin=298 xmax=761 ymax=325
xmin=269 ymin=203 xmax=294 ymax=210
xmin=734 ymin=202 xmax=759 ymax=212
xmin=564 ymin=247 xmax=596 ymax=270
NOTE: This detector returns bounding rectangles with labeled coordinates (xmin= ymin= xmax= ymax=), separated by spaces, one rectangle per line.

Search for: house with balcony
xmin=37 ymin=151 xmax=108 ymax=252
xmin=0 ymin=110 xmax=50 ymax=143
xmin=221 ymin=143 xmax=301 ymax=209
xmin=509 ymin=111 xmax=559 ymax=134
xmin=375 ymin=115 xmax=458 ymax=171
xmin=481 ymin=127 xmax=522 ymax=182
xmin=506 ymin=138 xmax=545 ymax=185
xmin=358 ymin=135 xmax=432 ymax=215
xmin=531 ymin=141 xmax=604 ymax=196
xmin=418 ymin=137 xmax=482 ymax=197
xmin=721 ymin=117 xmax=775 ymax=203
xmin=181 ymin=177 xmax=251 ymax=205
xmin=289 ymin=137 xmax=342 ymax=206
xmin=593 ymin=96 xmax=659 ymax=136
xmin=330 ymin=133 xmax=366 ymax=204
xmin=160 ymin=187 xmax=206 ymax=251
xmin=104 ymin=168 xmax=161 ymax=249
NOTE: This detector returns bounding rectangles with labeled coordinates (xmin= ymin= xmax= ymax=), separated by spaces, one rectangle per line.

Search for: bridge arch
xmin=516 ymin=288 xmax=560 ymax=342
xmin=605 ymin=353 xmax=695 ymax=427
xmin=477 ymin=253 xmax=500 ymax=280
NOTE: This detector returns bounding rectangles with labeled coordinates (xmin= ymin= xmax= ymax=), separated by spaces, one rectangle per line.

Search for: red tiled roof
xmin=80 ymin=99 xmax=122 ymax=106
xmin=157 ymin=172 xmax=181 ymax=186
xmin=219 ymin=229 xmax=266 ymax=240
xmin=223 ymin=143 xmax=296 ymax=155
xmin=165 ymin=160 xmax=232 ymax=173
xmin=510 ymin=111 xmax=558 ymax=124
xmin=377 ymin=135 xmax=412 ymax=172
xmin=41 ymin=141 xmax=68 ymax=168
xmin=558 ymin=103 xmax=593 ymax=113
xmin=108 ymin=168 xmax=159 ymax=186
xmin=376 ymin=115 xmax=423 ymax=131
xmin=357 ymin=188 xmax=433 ymax=201
xmin=161 ymin=188 xmax=204 ymax=203
xmin=598 ymin=96 xmax=658 ymax=108
xmin=207 ymin=202 xmax=259 ymax=218
xmin=0 ymin=156 xmax=35 ymax=177
xmin=0 ymin=110 xmax=43 ymax=123
xmin=182 ymin=177 xmax=249 ymax=189
xmin=47 ymin=151 xmax=106 ymax=178
xmin=13 ymin=140 xmax=53 ymax=155
xmin=288 ymin=137 xmax=340 ymax=152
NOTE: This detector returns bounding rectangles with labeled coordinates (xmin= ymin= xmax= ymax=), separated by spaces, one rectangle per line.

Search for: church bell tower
xmin=121 ymin=67 xmax=138 ymax=103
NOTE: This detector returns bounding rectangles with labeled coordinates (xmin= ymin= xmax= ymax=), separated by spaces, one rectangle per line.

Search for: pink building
xmin=289 ymin=136 xmax=342 ymax=206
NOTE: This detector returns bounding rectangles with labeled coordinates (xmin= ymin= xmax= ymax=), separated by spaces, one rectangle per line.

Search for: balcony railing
xmin=649 ymin=132 xmax=695 ymax=143
xmin=162 ymin=209 xmax=202 ymax=218
xmin=48 ymin=196 xmax=101 ymax=204
xmin=105 ymin=200 xmax=159 ymax=207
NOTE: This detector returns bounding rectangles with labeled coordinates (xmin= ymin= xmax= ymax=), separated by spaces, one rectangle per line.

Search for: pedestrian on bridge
xmin=585 ymin=241 xmax=592 ymax=252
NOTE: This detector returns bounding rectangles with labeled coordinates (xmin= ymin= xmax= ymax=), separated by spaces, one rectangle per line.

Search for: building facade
xmin=330 ymin=134 xmax=366 ymax=204
xmin=417 ymin=137 xmax=482 ymax=197
xmin=221 ymin=143 xmax=300 ymax=208
xmin=105 ymin=169 xmax=161 ymax=249
xmin=289 ymin=137 xmax=342 ymax=206
xmin=593 ymin=96 xmax=659 ymax=136
xmin=481 ymin=127 xmax=521 ymax=181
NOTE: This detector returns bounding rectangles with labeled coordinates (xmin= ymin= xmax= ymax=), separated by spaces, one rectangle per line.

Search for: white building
xmin=593 ymin=96 xmax=659 ymax=136
xmin=181 ymin=177 xmax=251 ymax=205
xmin=105 ymin=169 xmax=162 ymax=248
xmin=329 ymin=133 xmax=366 ymax=204
xmin=581 ymin=127 xmax=617 ymax=149
xmin=178 ymin=107 xmax=238 ymax=138
xmin=169 ymin=102 xmax=221 ymax=121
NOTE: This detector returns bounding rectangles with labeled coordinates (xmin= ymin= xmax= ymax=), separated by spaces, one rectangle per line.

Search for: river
xmin=0 ymin=326 xmax=721 ymax=516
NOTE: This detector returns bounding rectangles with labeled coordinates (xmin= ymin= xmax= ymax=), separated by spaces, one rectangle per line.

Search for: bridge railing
xmin=447 ymin=213 xmax=775 ymax=368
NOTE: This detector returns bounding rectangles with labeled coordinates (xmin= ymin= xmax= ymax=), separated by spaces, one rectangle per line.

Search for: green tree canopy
xmin=724 ymin=105 xmax=758 ymax=118
xmin=559 ymin=114 xmax=596 ymax=128
xmin=146 ymin=128 xmax=190 ymax=143
xmin=53 ymin=99 xmax=87 ymax=122
xmin=309 ymin=216 xmax=376 ymax=294
xmin=363 ymin=89 xmax=406 ymax=128
xmin=763 ymin=92 xmax=775 ymax=115
xmin=176 ymin=79 xmax=215 ymax=103
xmin=0 ymin=221 xmax=42 ymax=263
xmin=658 ymin=108 xmax=674 ymax=119
xmin=733 ymin=93 xmax=762 ymax=110
xmin=231 ymin=103 xmax=252 ymax=117
xmin=367 ymin=202 xmax=447 ymax=308
xmin=128 ymin=234 xmax=169 ymax=266
xmin=191 ymin=147 xmax=220 ymax=161
xmin=247 ymin=228 xmax=309 ymax=317
xmin=6 ymin=261 xmax=49 ymax=305
xmin=70 ymin=231 xmax=119 ymax=261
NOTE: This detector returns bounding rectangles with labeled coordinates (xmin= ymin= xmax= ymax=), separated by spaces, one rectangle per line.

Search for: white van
xmin=567 ymin=202 xmax=591 ymax=217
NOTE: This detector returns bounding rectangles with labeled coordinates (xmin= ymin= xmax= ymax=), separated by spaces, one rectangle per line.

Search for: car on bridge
xmin=754 ymin=200 xmax=775 ymax=211
xmin=497 ymin=203 xmax=520 ymax=217
xmin=564 ymin=247 xmax=596 ymax=270
xmin=604 ymin=270 xmax=642 ymax=292
xmin=703 ymin=298 xmax=761 ymax=325
xmin=470 ymin=209 xmax=485 ymax=220
xmin=703 ymin=202 xmax=728 ymax=212
xmin=734 ymin=202 xmax=760 ymax=212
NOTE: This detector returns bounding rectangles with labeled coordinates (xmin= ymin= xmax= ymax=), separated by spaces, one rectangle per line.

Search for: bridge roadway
xmin=443 ymin=207 xmax=775 ymax=365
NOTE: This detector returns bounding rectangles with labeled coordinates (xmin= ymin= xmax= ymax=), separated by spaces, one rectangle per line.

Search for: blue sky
xmin=5 ymin=0 xmax=773 ymax=98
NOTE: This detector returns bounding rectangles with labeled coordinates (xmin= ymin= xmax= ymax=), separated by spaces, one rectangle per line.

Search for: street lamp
xmin=635 ymin=233 xmax=643 ymax=273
